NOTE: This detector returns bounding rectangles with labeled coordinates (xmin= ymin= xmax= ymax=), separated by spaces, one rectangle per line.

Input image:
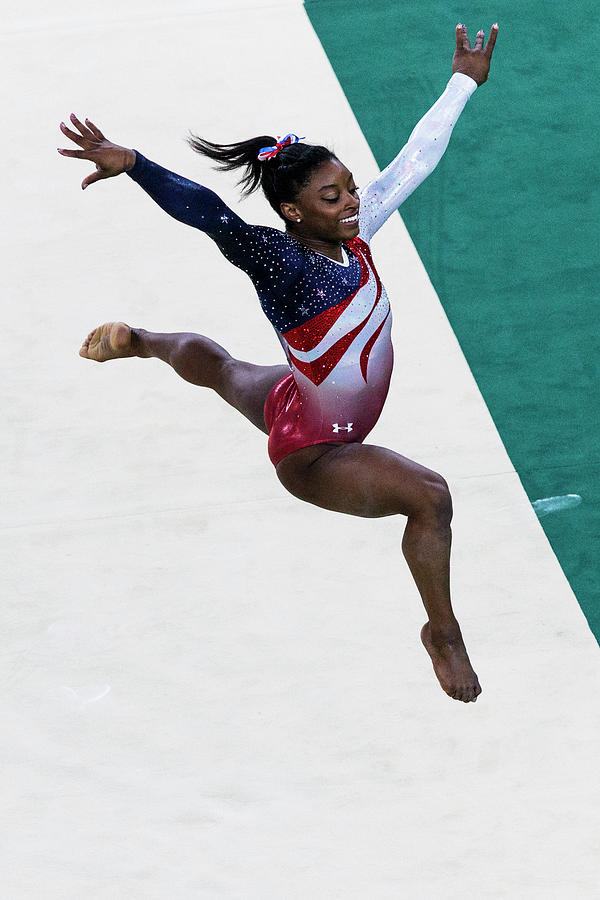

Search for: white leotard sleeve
xmin=358 ymin=72 xmax=477 ymax=243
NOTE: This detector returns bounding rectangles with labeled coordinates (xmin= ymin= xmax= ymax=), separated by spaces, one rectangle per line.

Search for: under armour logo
xmin=332 ymin=422 xmax=353 ymax=433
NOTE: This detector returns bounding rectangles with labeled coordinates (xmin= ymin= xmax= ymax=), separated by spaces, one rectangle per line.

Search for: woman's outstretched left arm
xmin=359 ymin=23 xmax=498 ymax=242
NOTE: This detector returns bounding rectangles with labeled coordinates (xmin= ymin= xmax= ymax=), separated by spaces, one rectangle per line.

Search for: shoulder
xmin=249 ymin=226 xmax=312 ymax=273
xmin=253 ymin=225 xmax=307 ymax=252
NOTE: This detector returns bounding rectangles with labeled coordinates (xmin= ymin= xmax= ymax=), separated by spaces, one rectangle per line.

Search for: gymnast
xmin=58 ymin=23 xmax=498 ymax=703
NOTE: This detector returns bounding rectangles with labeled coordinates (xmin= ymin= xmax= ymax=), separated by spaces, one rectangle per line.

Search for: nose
xmin=345 ymin=193 xmax=359 ymax=212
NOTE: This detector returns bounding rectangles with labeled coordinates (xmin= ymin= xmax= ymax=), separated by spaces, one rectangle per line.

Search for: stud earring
xmin=296 ymin=218 xmax=301 ymax=223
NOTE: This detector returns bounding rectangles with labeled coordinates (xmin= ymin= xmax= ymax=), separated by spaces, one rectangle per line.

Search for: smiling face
xmin=280 ymin=158 xmax=360 ymax=244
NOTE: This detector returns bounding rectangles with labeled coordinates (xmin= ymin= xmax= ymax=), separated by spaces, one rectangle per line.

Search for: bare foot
xmin=79 ymin=321 xmax=136 ymax=362
xmin=420 ymin=622 xmax=482 ymax=703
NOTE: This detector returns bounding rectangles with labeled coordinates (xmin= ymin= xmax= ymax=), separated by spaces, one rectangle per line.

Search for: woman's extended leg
xmin=276 ymin=442 xmax=481 ymax=703
xmin=79 ymin=321 xmax=289 ymax=433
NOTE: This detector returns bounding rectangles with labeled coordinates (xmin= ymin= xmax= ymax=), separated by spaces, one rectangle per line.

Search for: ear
xmin=280 ymin=200 xmax=301 ymax=224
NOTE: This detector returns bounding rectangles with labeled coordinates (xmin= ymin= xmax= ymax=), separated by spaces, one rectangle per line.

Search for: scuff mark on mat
xmin=532 ymin=494 xmax=582 ymax=518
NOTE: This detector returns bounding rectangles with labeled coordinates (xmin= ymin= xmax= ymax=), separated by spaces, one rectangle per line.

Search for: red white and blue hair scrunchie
xmin=257 ymin=133 xmax=303 ymax=161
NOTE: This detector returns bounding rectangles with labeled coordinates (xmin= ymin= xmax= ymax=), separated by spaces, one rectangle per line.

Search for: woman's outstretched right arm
xmin=125 ymin=151 xmax=244 ymax=236
xmin=57 ymin=114 xmax=247 ymax=240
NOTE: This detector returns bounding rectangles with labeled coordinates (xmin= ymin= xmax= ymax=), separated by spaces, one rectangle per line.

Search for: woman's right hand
xmin=58 ymin=114 xmax=136 ymax=190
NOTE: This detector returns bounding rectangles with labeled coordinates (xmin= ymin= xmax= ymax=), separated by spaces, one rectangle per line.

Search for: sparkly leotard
xmin=127 ymin=73 xmax=477 ymax=466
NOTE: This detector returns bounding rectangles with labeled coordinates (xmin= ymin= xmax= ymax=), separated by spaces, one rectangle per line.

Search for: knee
xmin=414 ymin=472 xmax=453 ymax=525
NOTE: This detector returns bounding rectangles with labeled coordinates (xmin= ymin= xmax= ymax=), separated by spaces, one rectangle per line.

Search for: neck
xmin=285 ymin=228 xmax=344 ymax=263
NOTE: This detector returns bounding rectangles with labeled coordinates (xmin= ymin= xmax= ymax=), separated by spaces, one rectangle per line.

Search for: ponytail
xmin=186 ymin=131 xmax=335 ymax=220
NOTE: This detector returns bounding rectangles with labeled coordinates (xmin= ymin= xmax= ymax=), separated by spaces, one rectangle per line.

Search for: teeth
xmin=339 ymin=214 xmax=358 ymax=224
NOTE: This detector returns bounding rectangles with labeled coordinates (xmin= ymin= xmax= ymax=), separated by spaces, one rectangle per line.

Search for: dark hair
xmin=186 ymin=132 xmax=336 ymax=219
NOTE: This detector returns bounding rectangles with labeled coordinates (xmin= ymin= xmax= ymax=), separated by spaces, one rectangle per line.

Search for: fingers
xmin=455 ymin=23 xmax=471 ymax=52
xmin=81 ymin=169 xmax=107 ymax=191
xmin=484 ymin=23 xmax=499 ymax=59
xmin=69 ymin=113 xmax=95 ymax=139
xmin=57 ymin=147 xmax=90 ymax=159
xmin=57 ymin=141 xmax=103 ymax=183
xmin=59 ymin=121 xmax=87 ymax=147
xmin=455 ymin=23 xmax=462 ymax=53
xmin=84 ymin=118 xmax=106 ymax=141
xmin=59 ymin=114 xmax=103 ymax=147
xmin=456 ymin=22 xmax=499 ymax=56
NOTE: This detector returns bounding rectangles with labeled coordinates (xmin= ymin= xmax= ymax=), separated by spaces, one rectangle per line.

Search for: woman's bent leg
xmin=276 ymin=442 xmax=481 ymax=703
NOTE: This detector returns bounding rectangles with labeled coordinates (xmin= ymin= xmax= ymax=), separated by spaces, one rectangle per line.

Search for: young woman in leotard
xmin=58 ymin=23 xmax=498 ymax=703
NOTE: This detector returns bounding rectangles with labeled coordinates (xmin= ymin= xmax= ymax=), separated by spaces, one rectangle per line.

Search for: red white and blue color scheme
xmin=257 ymin=133 xmax=303 ymax=161
xmin=127 ymin=73 xmax=477 ymax=466
xmin=264 ymin=236 xmax=393 ymax=465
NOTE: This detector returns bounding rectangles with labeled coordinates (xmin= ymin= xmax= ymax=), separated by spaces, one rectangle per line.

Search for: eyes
xmin=323 ymin=186 xmax=359 ymax=203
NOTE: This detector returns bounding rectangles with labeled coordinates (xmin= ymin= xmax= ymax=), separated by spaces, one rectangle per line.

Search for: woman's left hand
xmin=452 ymin=23 xmax=499 ymax=86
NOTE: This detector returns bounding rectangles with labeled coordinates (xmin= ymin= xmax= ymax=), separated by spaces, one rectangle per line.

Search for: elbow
xmin=412 ymin=143 xmax=447 ymax=177
xmin=407 ymin=156 xmax=435 ymax=181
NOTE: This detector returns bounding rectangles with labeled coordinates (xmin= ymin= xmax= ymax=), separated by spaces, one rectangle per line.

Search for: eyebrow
xmin=318 ymin=175 xmax=356 ymax=192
